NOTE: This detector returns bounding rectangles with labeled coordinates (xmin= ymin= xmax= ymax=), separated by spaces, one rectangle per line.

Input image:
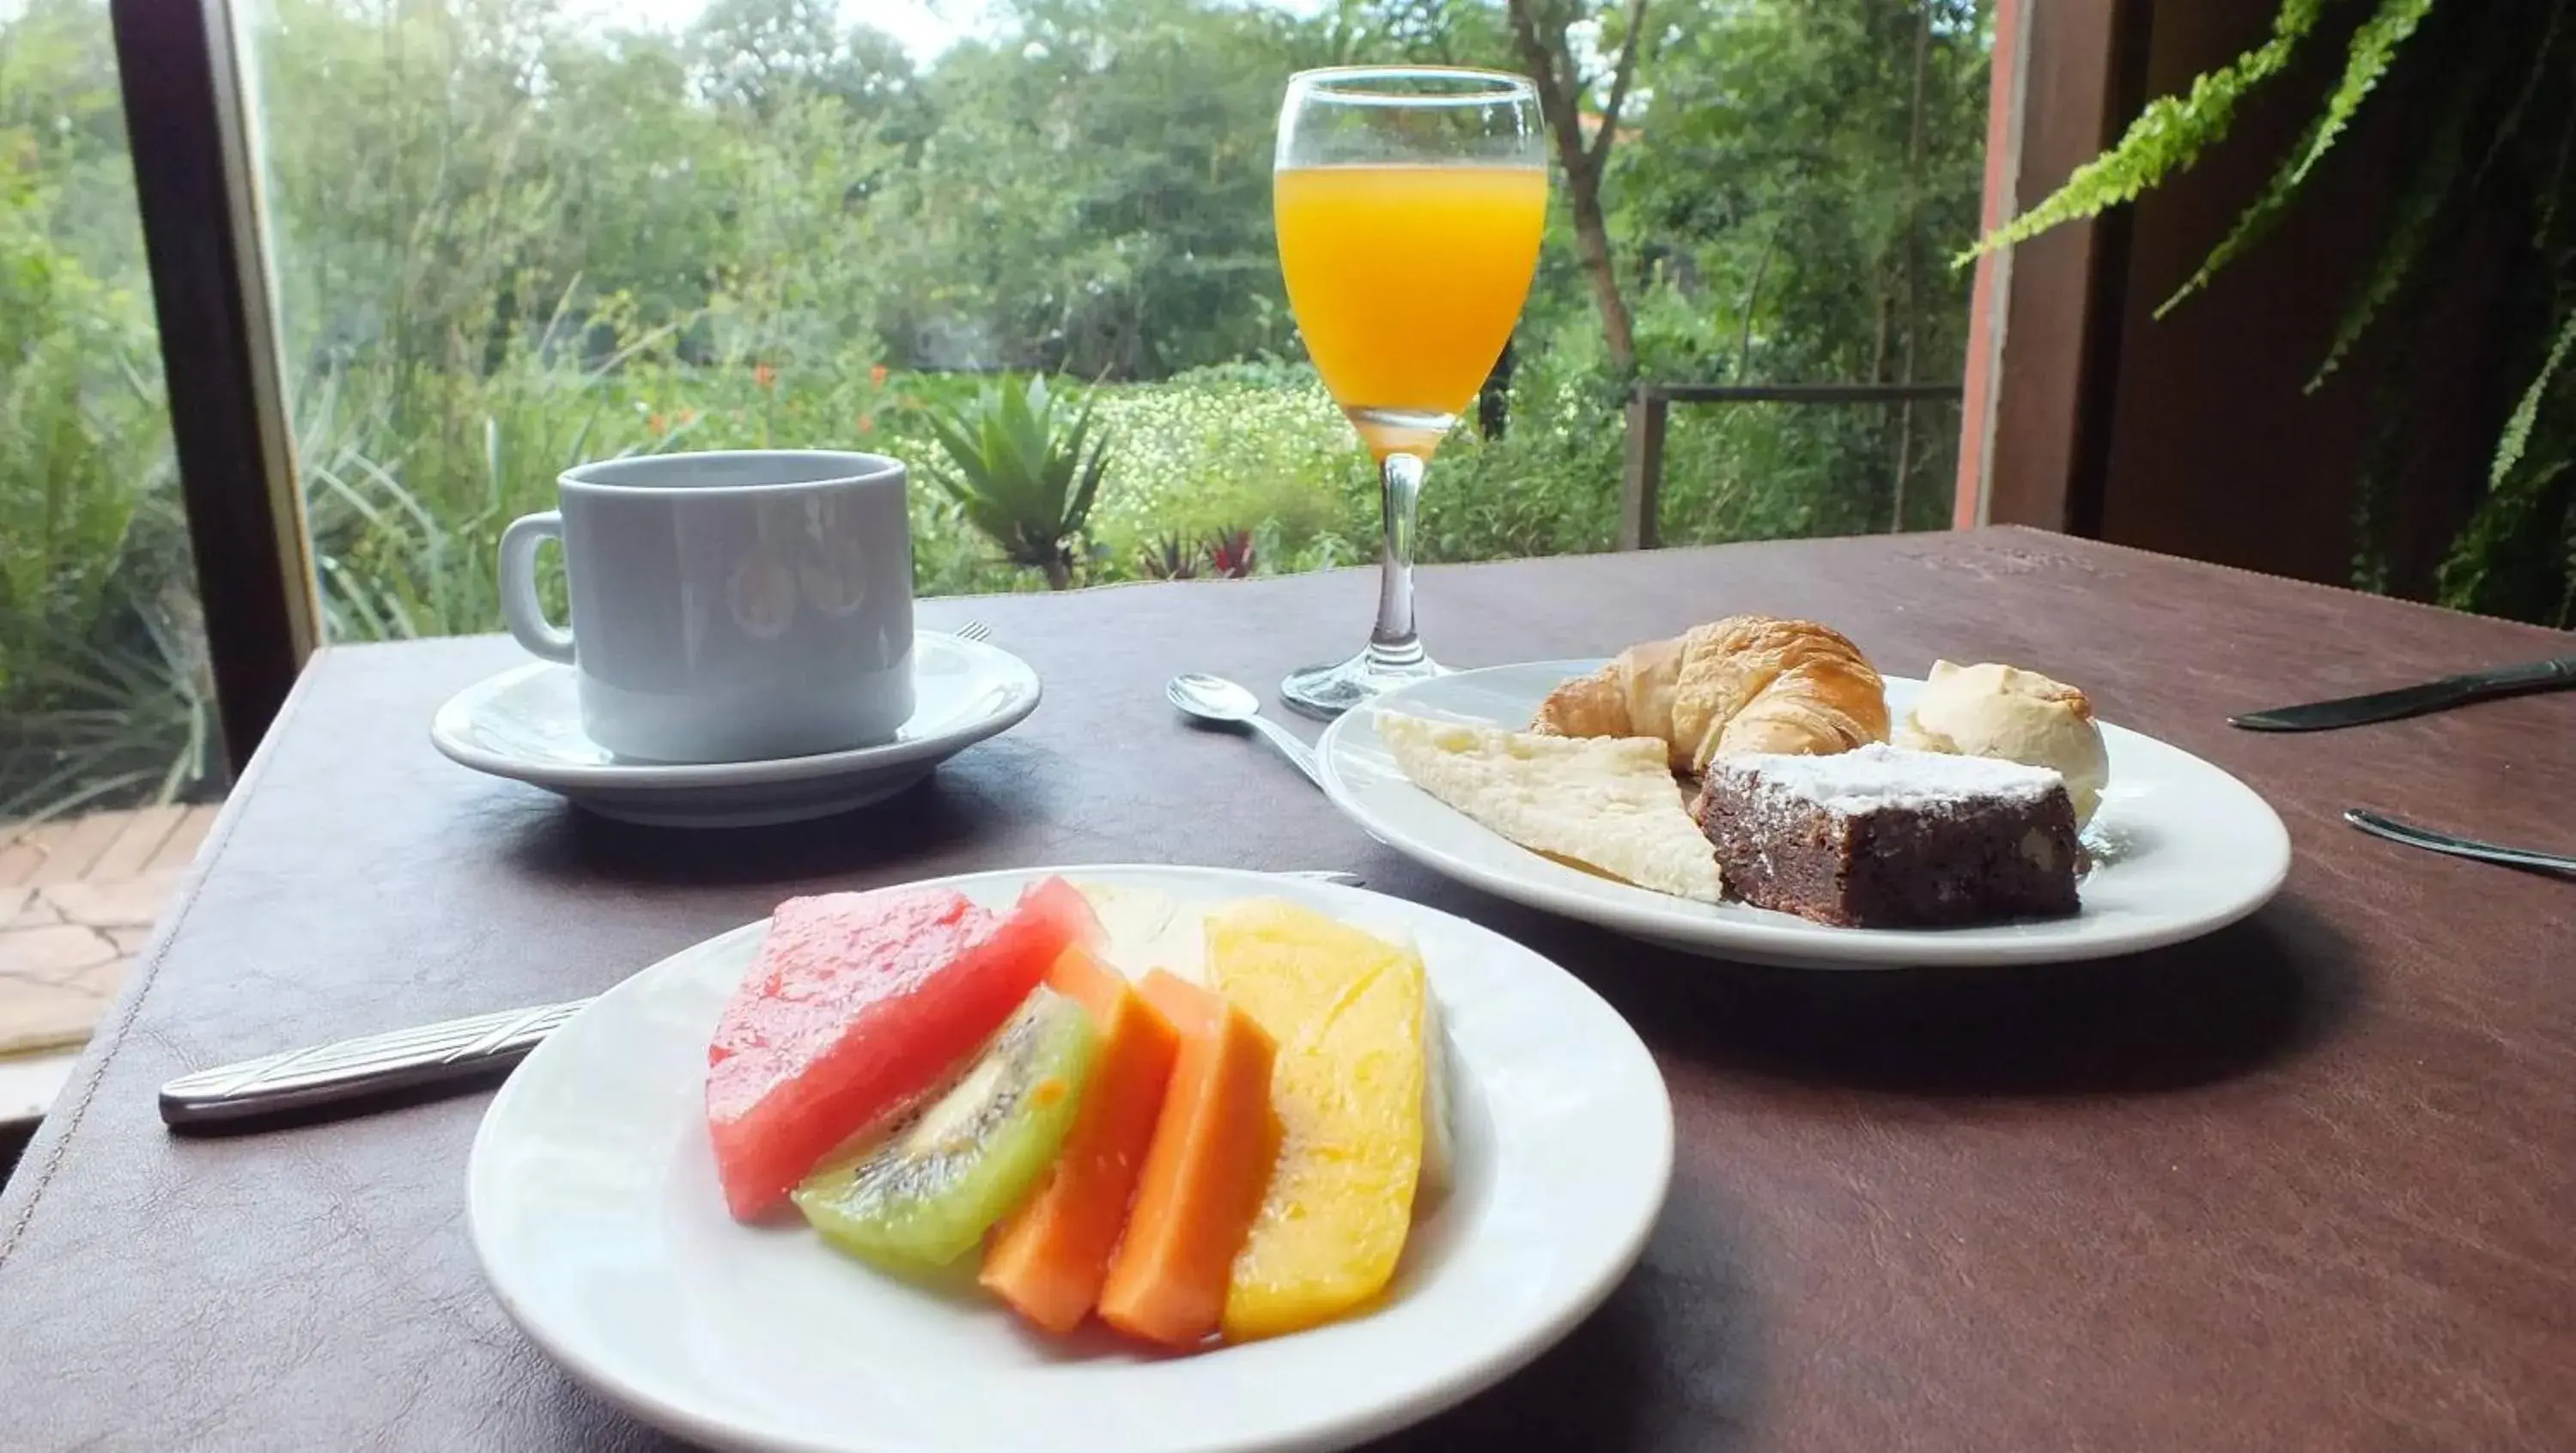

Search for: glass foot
xmin=1280 ymin=642 xmax=1448 ymax=720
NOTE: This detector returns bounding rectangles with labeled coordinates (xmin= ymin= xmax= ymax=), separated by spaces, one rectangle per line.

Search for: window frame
xmin=108 ymin=0 xmax=316 ymax=775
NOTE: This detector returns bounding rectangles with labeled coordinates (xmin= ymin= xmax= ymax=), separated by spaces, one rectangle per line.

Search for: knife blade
xmin=2230 ymin=656 xmax=2576 ymax=732
xmin=159 ymin=868 xmax=1365 ymax=1129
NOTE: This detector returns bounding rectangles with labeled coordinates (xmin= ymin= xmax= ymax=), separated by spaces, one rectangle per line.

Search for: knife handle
xmin=2233 ymin=655 xmax=2576 ymax=731
xmin=2477 ymin=657 xmax=2576 ymax=692
xmin=2419 ymin=656 xmax=2576 ymax=715
xmin=157 ymin=999 xmax=593 ymax=1128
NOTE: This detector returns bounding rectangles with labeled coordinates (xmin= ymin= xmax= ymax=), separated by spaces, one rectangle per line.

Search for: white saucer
xmin=467 ymin=864 xmax=1673 ymax=1453
xmin=1318 ymin=661 xmax=2293 ymax=969
xmin=430 ymin=632 xmax=1041 ymax=828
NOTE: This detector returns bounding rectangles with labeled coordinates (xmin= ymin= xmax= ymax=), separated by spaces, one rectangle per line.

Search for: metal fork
xmin=949 ymin=620 xmax=993 ymax=643
xmin=2345 ymin=809 xmax=2576 ymax=875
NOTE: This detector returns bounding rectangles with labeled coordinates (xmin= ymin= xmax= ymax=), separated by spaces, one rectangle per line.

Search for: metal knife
xmin=2229 ymin=656 xmax=2576 ymax=732
xmin=159 ymin=869 xmax=1365 ymax=1129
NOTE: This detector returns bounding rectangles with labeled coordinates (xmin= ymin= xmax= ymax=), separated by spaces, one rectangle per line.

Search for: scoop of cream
xmin=1897 ymin=660 xmax=2111 ymax=826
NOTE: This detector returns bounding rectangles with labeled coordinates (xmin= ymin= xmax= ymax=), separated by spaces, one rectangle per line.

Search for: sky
xmin=869 ymin=0 xmax=997 ymax=59
xmin=600 ymin=1 xmax=1330 ymax=60
xmin=580 ymin=0 xmax=999 ymax=56
xmin=0 ymin=0 xmax=1336 ymax=63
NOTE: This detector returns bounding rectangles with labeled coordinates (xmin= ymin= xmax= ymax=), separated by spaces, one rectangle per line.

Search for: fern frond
xmin=2342 ymin=342 xmax=2415 ymax=593
xmin=2438 ymin=459 xmax=2571 ymax=611
xmin=2151 ymin=114 xmax=2320 ymax=319
xmin=2310 ymin=20 xmax=2483 ymax=390
xmin=2493 ymin=303 xmax=2576 ymax=489
xmin=2157 ymin=0 xmax=2436 ymax=317
xmin=2474 ymin=0 xmax=2567 ymax=187
xmin=2535 ymin=79 xmax=2576 ymax=252
xmin=2306 ymin=160 xmax=2445 ymax=390
xmin=2435 ymin=294 xmax=2576 ymax=616
xmin=2285 ymin=0 xmax=2434 ymax=191
xmin=2559 ymin=486 xmax=2576 ymax=627
xmin=1956 ymin=0 xmax=2327 ymax=265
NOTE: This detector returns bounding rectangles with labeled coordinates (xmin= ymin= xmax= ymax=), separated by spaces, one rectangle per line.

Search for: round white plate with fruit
xmin=467 ymin=865 xmax=1673 ymax=1453
xmin=1315 ymin=617 xmax=2293 ymax=969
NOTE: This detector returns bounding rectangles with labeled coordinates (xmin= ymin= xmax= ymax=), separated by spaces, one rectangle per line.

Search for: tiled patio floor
xmin=0 ymin=806 xmax=218 ymax=1056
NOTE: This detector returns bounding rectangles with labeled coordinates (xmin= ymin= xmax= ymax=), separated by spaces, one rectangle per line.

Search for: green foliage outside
xmin=925 ymin=374 xmax=1112 ymax=590
xmin=1 ymin=0 xmax=1988 ymax=816
xmin=1970 ymin=0 xmax=2576 ymax=625
xmin=0 ymin=8 xmax=211 ymax=821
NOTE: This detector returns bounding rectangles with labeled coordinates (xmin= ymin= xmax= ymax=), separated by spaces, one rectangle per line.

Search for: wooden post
xmin=1619 ymin=390 xmax=1668 ymax=550
xmin=1953 ymin=0 xmax=2148 ymax=533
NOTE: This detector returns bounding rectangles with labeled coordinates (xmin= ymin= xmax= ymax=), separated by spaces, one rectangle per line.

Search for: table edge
xmin=0 ymin=651 xmax=330 ymax=1271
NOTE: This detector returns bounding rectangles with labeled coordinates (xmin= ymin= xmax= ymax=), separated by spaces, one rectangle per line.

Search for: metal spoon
xmin=1168 ymin=673 xmax=1325 ymax=791
xmin=2344 ymin=808 xmax=2576 ymax=875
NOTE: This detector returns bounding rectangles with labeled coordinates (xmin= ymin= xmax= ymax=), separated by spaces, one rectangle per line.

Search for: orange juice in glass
xmin=1272 ymin=69 xmax=1548 ymax=719
xmin=1276 ymin=164 xmax=1547 ymax=459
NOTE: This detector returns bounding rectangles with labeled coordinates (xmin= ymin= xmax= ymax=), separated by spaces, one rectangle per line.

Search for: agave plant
xmin=923 ymin=375 xmax=1112 ymax=590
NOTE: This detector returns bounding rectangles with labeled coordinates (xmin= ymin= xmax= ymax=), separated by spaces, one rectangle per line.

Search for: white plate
xmin=1317 ymin=662 xmax=2292 ymax=969
xmin=467 ymin=865 xmax=1674 ymax=1453
xmin=430 ymin=631 xmax=1041 ymax=828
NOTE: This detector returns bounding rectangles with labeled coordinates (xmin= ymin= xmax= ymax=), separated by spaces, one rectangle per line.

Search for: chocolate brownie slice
xmin=1691 ymin=744 xmax=2081 ymax=928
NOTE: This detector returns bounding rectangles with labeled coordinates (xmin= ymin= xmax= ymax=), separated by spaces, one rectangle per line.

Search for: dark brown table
xmin=4 ymin=527 xmax=2573 ymax=1451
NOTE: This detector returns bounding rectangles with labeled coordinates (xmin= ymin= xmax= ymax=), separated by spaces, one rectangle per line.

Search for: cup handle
xmin=498 ymin=512 xmax=576 ymax=664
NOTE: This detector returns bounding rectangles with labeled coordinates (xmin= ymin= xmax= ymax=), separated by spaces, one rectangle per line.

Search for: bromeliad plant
xmin=1135 ymin=528 xmax=1259 ymax=581
xmin=1206 ymin=529 xmax=1258 ymax=579
xmin=925 ymin=375 xmax=1113 ymax=591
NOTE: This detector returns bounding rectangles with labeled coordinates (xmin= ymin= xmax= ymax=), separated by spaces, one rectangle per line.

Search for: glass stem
xmin=1370 ymin=450 xmax=1426 ymax=667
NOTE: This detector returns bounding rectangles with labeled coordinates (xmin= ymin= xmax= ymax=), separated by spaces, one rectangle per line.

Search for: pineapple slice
xmin=1207 ymin=900 xmax=1427 ymax=1341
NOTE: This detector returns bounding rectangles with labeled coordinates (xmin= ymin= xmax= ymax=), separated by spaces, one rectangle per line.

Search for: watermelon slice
xmin=706 ymin=878 xmax=1099 ymax=1219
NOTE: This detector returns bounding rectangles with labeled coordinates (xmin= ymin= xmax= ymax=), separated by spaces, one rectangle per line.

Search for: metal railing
xmin=1619 ymin=381 xmax=1967 ymax=550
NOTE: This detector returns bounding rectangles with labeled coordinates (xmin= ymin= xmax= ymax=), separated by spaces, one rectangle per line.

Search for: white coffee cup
xmin=498 ymin=450 xmax=915 ymax=763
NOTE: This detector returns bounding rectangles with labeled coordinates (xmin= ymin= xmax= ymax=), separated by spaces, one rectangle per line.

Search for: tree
xmin=1314 ymin=0 xmax=1513 ymax=66
xmin=860 ymin=0 xmax=1309 ymax=379
xmin=689 ymin=0 xmax=917 ymax=127
xmin=1506 ymin=0 xmax=1650 ymax=375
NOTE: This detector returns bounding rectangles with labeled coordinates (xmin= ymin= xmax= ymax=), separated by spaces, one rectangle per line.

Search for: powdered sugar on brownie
xmin=1710 ymin=742 xmax=2063 ymax=817
xmin=1692 ymin=742 xmax=2083 ymax=927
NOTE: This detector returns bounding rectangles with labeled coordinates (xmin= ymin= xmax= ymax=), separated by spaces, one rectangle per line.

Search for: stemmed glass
xmin=1272 ymin=67 xmax=1549 ymax=719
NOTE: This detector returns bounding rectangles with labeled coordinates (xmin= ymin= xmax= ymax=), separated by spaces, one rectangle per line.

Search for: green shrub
xmin=1087 ymin=366 xmax=1368 ymax=571
xmin=0 ymin=131 xmax=214 ymax=820
xmin=922 ymin=374 xmax=1112 ymax=591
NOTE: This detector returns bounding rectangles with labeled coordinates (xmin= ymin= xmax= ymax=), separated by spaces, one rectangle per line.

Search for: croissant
xmin=1531 ymin=615 xmax=1890 ymax=774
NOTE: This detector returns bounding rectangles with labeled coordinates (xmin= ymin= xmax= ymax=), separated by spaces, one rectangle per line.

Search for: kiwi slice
xmin=792 ymin=987 xmax=1097 ymax=1270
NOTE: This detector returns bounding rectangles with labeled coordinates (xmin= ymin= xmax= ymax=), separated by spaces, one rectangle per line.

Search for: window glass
xmin=3 ymin=0 xmax=229 ymax=1055
xmin=228 ymin=0 xmax=1989 ymax=610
